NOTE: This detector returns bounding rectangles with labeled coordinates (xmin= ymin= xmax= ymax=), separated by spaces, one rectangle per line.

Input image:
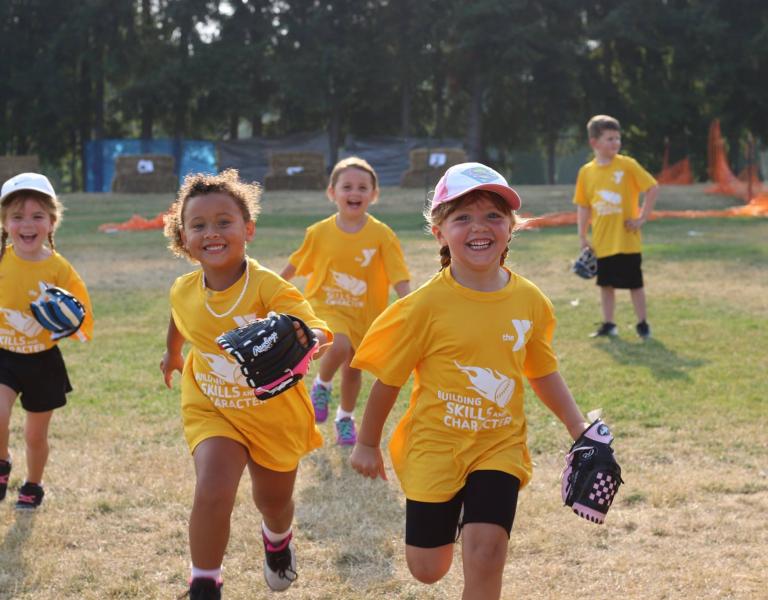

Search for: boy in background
xmin=573 ymin=115 xmax=659 ymax=338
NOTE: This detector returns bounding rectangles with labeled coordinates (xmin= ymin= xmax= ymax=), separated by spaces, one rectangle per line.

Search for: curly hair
xmin=164 ymin=169 xmax=261 ymax=260
xmin=423 ymin=190 xmax=520 ymax=271
xmin=0 ymin=190 xmax=63 ymax=262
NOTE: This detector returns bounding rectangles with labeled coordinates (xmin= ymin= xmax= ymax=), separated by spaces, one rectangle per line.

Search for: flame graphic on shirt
xmin=454 ymin=361 xmax=515 ymax=409
xmin=199 ymin=352 xmax=248 ymax=387
xmin=331 ymin=271 xmax=367 ymax=296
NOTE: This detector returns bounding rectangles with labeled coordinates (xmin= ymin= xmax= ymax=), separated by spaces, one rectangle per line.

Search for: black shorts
xmin=596 ymin=253 xmax=644 ymax=289
xmin=0 ymin=346 xmax=72 ymax=412
xmin=405 ymin=470 xmax=520 ymax=548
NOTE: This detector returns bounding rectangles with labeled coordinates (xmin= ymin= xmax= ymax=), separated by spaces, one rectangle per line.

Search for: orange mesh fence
xmin=706 ymin=119 xmax=763 ymax=201
xmin=657 ymin=142 xmax=694 ymax=185
xmin=98 ymin=212 xmax=167 ymax=233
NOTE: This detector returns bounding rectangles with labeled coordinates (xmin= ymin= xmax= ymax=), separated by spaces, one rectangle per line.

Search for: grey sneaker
xmin=15 ymin=481 xmax=44 ymax=510
xmin=179 ymin=578 xmax=222 ymax=600
xmin=590 ymin=322 xmax=618 ymax=338
xmin=263 ymin=532 xmax=297 ymax=591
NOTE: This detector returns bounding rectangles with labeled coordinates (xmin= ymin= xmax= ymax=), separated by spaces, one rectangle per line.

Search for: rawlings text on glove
xmin=561 ymin=418 xmax=623 ymax=524
xmin=29 ymin=286 xmax=86 ymax=341
xmin=216 ymin=312 xmax=318 ymax=400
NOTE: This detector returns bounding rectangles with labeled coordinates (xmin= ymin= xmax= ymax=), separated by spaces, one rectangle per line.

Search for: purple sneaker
xmin=0 ymin=459 xmax=10 ymax=502
xmin=335 ymin=417 xmax=357 ymax=446
xmin=310 ymin=382 xmax=331 ymax=423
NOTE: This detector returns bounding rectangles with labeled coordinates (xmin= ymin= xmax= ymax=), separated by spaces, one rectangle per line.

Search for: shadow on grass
xmin=593 ymin=337 xmax=706 ymax=381
xmin=0 ymin=511 xmax=36 ymax=597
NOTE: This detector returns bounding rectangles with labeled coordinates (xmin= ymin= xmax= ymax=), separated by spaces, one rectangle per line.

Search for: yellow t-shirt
xmin=170 ymin=258 xmax=331 ymax=471
xmin=0 ymin=246 xmax=94 ymax=353
xmin=573 ymin=154 xmax=657 ymax=258
xmin=288 ymin=214 xmax=410 ymax=348
xmin=351 ymin=267 xmax=559 ymax=502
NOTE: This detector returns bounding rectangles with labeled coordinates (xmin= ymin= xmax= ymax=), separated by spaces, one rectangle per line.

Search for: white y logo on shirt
xmin=613 ymin=170 xmax=624 ymax=184
xmin=356 ymin=248 xmax=377 ymax=267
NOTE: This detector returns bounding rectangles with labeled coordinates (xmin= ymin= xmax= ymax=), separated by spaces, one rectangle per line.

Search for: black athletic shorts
xmin=596 ymin=253 xmax=643 ymax=289
xmin=405 ymin=470 xmax=520 ymax=548
xmin=0 ymin=346 xmax=72 ymax=412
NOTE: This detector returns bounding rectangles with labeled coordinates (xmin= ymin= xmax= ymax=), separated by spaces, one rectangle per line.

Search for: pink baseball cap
xmin=431 ymin=162 xmax=521 ymax=212
xmin=0 ymin=172 xmax=56 ymax=204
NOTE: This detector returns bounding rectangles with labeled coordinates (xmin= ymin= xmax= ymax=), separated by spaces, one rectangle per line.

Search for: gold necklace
xmin=202 ymin=261 xmax=250 ymax=318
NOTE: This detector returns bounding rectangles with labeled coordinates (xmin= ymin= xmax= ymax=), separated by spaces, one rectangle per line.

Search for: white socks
xmin=314 ymin=376 xmax=332 ymax=389
xmin=335 ymin=407 xmax=354 ymax=421
xmin=190 ymin=565 xmax=222 ymax=582
xmin=262 ymin=521 xmax=291 ymax=544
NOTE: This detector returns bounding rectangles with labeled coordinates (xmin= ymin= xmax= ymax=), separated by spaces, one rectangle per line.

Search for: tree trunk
xmin=466 ymin=72 xmax=484 ymax=161
xmin=140 ymin=104 xmax=153 ymax=139
xmin=328 ymin=100 xmax=341 ymax=170
xmin=251 ymin=114 xmax=262 ymax=137
xmin=229 ymin=113 xmax=239 ymax=140
xmin=546 ymin=133 xmax=556 ymax=184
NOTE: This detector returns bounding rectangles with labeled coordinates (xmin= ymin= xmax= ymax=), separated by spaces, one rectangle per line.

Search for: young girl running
xmin=349 ymin=162 xmax=589 ymax=600
xmin=0 ymin=172 xmax=93 ymax=510
xmin=280 ymin=157 xmax=410 ymax=445
xmin=160 ymin=170 xmax=331 ymax=599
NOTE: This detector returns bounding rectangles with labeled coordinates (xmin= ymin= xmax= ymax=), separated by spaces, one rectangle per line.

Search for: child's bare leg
xmin=0 ymin=384 xmax=15 ymax=460
xmin=460 ymin=523 xmax=509 ymax=600
xmin=630 ymin=287 xmax=647 ymax=322
xmin=317 ymin=334 xmax=352 ymax=383
xmin=405 ymin=543 xmax=454 ymax=584
xmin=247 ymin=460 xmax=298 ymax=533
xmin=24 ymin=410 xmax=53 ymax=483
xmin=190 ymin=437 xmax=248 ymax=568
xmin=339 ymin=361 xmax=362 ymax=414
xmin=600 ymin=286 xmax=616 ymax=322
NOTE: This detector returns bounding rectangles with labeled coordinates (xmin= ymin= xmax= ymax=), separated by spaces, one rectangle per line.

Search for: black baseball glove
xmin=561 ymin=418 xmax=623 ymax=524
xmin=29 ymin=286 xmax=86 ymax=340
xmin=572 ymin=247 xmax=597 ymax=279
xmin=216 ymin=312 xmax=318 ymax=400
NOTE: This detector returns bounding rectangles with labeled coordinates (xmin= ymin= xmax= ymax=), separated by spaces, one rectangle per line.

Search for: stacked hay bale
xmin=0 ymin=155 xmax=41 ymax=182
xmin=264 ymin=152 xmax=326 ymax=190
xmin=111 ymin=155 xmax=178 ymax=193
xmin=400 ymin=147 xmax=467 ymax=188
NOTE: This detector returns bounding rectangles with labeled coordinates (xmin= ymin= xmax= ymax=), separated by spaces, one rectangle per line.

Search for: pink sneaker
xmin=335 ymin=417 xmax=357 ymax=446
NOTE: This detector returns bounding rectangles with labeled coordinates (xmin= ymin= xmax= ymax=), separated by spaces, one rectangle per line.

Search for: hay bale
xmin=0 ymin=155 xmax=41 ymax=183
xmin=111 ymin=154 xmax=178 ymax=193
xmin=264 ymin=151 xmax=326 ymax=190
xmin=400 ymin=147 xmax=467 ymax=188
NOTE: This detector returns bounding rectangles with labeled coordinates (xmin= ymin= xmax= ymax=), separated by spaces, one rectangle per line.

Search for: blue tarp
xmin=85 ymin=139 xmax=217 ymax=192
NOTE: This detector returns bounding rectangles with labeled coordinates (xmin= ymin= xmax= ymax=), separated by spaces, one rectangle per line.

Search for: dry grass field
xmin=0 ymin=184 xmax=765 ymax=599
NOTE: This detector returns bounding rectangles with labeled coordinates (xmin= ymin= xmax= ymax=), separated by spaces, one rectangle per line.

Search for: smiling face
xmin=181 ymin=191 xmax=255 ymax=283
xmin=327 ymin=167 xmax=378 ymax=222
xmin=590 ymin=128 xmax=621 ymax=163
xmin=3 ymin=196 xmax=55 ymax=260
xmin=431 ymin=191 xmax=513 ymax=282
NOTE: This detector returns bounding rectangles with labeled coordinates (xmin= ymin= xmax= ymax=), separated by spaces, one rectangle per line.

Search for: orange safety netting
xmin=656 ymin=142 xmax=694 ymax=185
xmin=706 ymin=119 xmax=763 ymax=201
xmin=98 ymin=212 xmax=167 ymax=233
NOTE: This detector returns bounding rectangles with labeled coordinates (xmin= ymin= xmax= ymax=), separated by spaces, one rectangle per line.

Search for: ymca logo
xmin=355 ymin=248 xmax=377 ymax=267
xmin=613 ymin=170 xmax=624 ymax=184
xmin=501 ymin=319 xmax=531 ymax=351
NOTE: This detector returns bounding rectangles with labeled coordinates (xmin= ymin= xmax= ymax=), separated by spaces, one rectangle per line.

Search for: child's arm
xmin=528 ymin=371 xmax=588 ymax=441
xmin=626 ymin=184 xmax=659 ymax=232
xmin=576 ymin=206 xmax=592 ymax=248
xmin=160 ymin=315 xmax=185 ymax=389
xmin=349 ymin=379 xmax=400 ymax=480
xmin=280 ymin=264 xmax=296 ymax=280
xmin=393 ymin=280 xmax=411 ymax=298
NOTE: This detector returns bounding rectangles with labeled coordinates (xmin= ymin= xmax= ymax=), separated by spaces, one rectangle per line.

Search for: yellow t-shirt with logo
xmin=288 ymin=214 xmax=410 ymax=348
xmin=170 ymin=258 xmax=331 ymax=471
xmin=351 ymin=267 xmax=558 ymax=502
xmin=0 ymin=246 xmax=94 ymax=353
xmin=573 ymin=154 xmax=657 ymax=258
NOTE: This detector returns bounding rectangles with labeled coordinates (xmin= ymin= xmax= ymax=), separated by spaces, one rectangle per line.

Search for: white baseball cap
xmin=0 ymin=172 xmax=56 ymax=204
xmin=430 ymin=162 xmax=521 ymax=211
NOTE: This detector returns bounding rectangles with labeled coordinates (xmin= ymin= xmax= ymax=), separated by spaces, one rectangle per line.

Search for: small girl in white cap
xmin=349 ymin=162 xmax=589 ymax=599
xmin=0 ymin=172 xmax=93 ymax=510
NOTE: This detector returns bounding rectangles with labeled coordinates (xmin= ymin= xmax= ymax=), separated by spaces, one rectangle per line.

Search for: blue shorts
xmin=405 ymin=470 xmax=520 ymax=548
xmin=0 ymin=346 xmax=72 ymax=412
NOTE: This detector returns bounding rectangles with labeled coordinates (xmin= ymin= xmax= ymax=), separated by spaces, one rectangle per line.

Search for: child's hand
xmin=624 ymin=216 xmax=646 ymax=232
xmin=160 ymin=351 xmax=184 ymax=388
xmin=349 ymin=442 xmax=387 ymax=480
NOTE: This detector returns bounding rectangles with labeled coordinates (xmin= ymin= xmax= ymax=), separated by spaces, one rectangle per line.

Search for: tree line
xmin=1 ymin=0 xmax=765 ymax=190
